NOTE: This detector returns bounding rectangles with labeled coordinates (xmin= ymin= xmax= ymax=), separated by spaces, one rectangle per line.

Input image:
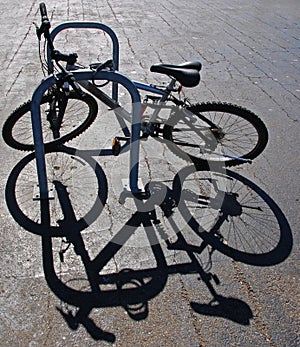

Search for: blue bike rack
xmin=47 ymin=21 xmax=120 ymax=101
xmin=31 ymin=70 xmax=142 ymax=200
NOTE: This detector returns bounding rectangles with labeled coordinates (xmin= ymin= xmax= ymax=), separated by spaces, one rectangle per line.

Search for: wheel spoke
xmin=164 ymin=103 xmax=268 ymax=166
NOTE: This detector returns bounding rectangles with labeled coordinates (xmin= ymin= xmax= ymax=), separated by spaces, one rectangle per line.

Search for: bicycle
xmin=2 ymin=3 xmax=268 ymax=170
xmin=3 ymin=3 xmax=292 ymax=278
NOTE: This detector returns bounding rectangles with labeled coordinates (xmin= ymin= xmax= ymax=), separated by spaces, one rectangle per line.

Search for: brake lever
xmin=33 ymin=21 xmax=44 ymax=40
xmin=95 ymin=59 xmax=115 ymax=72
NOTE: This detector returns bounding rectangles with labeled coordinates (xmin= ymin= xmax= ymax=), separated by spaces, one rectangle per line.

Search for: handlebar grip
xmin=40 ymin=3 xmax=49 ymax=22
xmin=36 ymin=3 xmax=52 ymax=45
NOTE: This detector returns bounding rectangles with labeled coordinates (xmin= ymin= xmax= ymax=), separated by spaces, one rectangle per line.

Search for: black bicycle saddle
xmin=150 ymin=61 xmax=202 ymax=88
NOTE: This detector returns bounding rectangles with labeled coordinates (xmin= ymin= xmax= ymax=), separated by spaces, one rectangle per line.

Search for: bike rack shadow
xmin=5 ymin=146 xmax=293 ymax=342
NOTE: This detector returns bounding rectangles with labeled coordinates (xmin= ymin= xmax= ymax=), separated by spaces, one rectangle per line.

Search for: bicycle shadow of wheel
xmin=4 ymin=148 xmax=293 ymax=342
xmin=5 ymin=146 xmax=108 ymax=237
xmin=172 ymin=166 xmax=293 ymax=267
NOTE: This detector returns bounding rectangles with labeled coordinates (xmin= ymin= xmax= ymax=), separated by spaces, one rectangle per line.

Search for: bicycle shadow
xmin=5 ymin=147 xmax=293 ymax=342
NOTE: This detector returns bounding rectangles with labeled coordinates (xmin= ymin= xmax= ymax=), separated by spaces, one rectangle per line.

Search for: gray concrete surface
xmin=0 ymin=0 xmax=299 ymax=346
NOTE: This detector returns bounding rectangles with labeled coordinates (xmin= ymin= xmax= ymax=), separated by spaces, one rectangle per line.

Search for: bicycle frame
xmin=46 ymin=21 xmax=220 ymax=146
xmin=77 ymin=78 xmax=175 ymax=123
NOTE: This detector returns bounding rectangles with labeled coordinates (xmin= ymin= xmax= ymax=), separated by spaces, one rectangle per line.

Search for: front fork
xmin=46 ymin=89 xmax=69 ymax=139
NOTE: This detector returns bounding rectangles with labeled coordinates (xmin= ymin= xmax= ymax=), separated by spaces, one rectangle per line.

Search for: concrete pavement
xmin=0 ymin=0 xmax=299 ymax=346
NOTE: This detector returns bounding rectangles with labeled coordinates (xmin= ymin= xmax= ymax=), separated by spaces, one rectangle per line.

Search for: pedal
xmin=112 ymin=137 xmax=121 ymax=156
xmin=112 ymin=136 xmax=132 ymax=156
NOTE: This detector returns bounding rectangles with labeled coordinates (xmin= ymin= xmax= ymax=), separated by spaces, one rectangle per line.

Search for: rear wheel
xmin=163 ymin=102 xmax=268 ymax=166
xmin=2 ymin=91 xmax=98 ymax=151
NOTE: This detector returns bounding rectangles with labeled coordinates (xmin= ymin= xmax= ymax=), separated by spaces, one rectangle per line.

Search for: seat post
xmin=161 ymin=78 xmax=177 ymax=102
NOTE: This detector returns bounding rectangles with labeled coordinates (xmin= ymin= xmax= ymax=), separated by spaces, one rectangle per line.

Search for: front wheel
xmin=163 ymin=102 xmax=268 ymax=166
xmin=2 ymin=91 xmax=98 ymax=151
